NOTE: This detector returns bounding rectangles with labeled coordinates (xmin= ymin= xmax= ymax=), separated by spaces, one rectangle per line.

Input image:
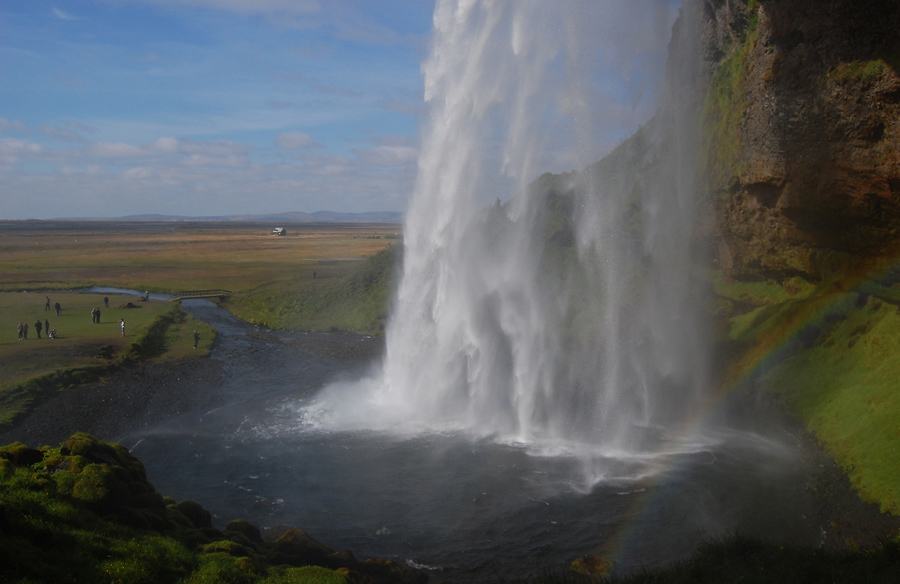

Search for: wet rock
xmin=702 ymin=0 xmax=900 ymax=281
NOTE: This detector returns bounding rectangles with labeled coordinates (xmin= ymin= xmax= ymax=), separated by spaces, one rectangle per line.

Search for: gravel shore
xmin=0 ymin=357 xmax=225 ymax=448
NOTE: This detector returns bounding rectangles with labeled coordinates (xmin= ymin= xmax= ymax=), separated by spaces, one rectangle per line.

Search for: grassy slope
xmin=716 ymin=274 xmax=900 ymax=514
xmin=764 ymin=294 xmax=900 ymax=513
xmin=224 ymin=243 xmax=401 ymax=335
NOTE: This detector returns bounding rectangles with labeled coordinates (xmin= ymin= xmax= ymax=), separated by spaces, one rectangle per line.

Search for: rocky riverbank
xmin=0 ymin=357 xmax=226 ymax=448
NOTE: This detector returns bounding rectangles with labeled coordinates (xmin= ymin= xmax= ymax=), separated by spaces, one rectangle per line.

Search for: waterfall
xmin=314 ymin=0 xmax=708 ymax=456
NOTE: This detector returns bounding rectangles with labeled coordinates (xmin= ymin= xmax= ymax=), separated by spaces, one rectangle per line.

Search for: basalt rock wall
xmin=698 ymin=0 xmax=900 ymax=282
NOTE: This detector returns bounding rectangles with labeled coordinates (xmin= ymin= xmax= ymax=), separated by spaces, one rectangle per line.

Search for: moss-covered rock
xmin=0 ymin=434 xmax=426 ymax=583
xmin=225 ymin=518 xmax=263 ymax=544
xmin=174 ymin=498 xmax=214 ymax=529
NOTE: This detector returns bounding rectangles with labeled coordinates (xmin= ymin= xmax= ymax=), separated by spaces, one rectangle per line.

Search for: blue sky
xmin=0 ymin=1 xmax=676 ymax=220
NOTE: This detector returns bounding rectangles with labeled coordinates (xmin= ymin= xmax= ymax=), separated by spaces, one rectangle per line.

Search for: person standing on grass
xmin=35 ymin=319 xmax=42 ymax=339
xmin=96 ymin=307 xmax=101 ymax=324
xmin=104 ymin=296 xmax=109 ymax=308
xmin=45 ymin=296 xmax=51 ymax=311
xmin=120 ymin=319 xmax=125 ymax=337
xmin=45 ymin=319 xmax=49 ymax=335
xmin=17 ymin=322 xmax=23 ymax=340
xmin=193 ymin=330 xmax=200 ymax=349
xmin=55 ymin=302 xmax=61 ymax=316
xmin=90 ymin=308 xmax=96 ymax=324
xmin=23 ymin=322 xmax=28 ymax=339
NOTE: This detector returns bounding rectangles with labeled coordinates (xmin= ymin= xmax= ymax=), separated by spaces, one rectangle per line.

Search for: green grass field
xmin=0 ymin=290 xmax=216 ymax=430
xmin=224 ymin=243 xmax=401 ymax=334
xmin=2 ymin=291 xmax=179 ymax=389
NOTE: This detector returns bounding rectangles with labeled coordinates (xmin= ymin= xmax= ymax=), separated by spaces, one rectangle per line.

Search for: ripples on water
xmin=118 ymin=302 xmax=823 ymax=583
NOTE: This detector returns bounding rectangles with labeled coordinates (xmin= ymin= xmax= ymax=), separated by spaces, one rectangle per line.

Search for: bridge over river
xmin=168 ymin=290 xmax=231 ymax=302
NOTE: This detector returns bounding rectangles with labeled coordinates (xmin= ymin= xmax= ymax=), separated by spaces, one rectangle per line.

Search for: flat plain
xmin=0 ymin=220 xmax=399 ymax=293
xmin=0 ymin=220 xmax=399 ymax=428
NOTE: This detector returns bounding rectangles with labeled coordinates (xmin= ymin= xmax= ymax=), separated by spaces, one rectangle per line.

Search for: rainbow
xmin=592 ymin=255 xmax=900 ymax=571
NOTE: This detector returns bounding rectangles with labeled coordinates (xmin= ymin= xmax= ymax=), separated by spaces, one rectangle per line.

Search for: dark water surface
xmin=120 ymin=300 xmax=823 ymax=582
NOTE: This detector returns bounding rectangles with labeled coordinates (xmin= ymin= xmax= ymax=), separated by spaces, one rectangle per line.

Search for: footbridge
xmin=168 ymin=289 xmax=232 ymax=302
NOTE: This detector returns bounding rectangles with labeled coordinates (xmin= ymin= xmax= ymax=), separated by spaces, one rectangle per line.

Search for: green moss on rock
xmin=0 ymin=433 xmax=427 ymax=583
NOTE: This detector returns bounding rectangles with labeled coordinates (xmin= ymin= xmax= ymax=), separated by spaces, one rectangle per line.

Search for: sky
xmin=0 ymin=0 xmax=677 ymax=220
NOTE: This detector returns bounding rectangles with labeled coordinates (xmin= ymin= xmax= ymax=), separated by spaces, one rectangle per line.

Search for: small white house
xmin=272 ymin=227 xmax=286 ymax=236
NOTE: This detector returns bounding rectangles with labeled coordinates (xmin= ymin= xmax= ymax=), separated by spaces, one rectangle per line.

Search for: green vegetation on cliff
xmin=715 ymin=272 xmax=900 ymax=514
xmin=700 ymin=1 xmax=759 ymax=191
xmin=763 ymin=292 xmax=900 ymax=514
xmin=0 ymin=433 xmax=425 ymax=584
xmin=225 ymin=243 xmax=401 ymax=335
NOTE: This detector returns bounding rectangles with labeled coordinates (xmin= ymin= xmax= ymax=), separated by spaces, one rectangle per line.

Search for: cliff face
xmin=701 ymin=0 xmax=900 ymax=281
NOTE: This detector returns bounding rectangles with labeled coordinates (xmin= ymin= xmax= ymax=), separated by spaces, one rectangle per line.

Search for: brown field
xmin=0 ymin=220 xmax=399 ymax=293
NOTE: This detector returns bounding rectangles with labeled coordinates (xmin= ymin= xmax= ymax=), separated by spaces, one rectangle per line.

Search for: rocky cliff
xmin=700 ymin=0 xmax=900 ymax=282
xmin=688 ymin=0 xmax=900 ymax=515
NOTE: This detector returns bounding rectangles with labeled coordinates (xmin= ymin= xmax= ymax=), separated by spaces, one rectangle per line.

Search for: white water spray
xmin=313 ymin=0 xmax=708 ymax=455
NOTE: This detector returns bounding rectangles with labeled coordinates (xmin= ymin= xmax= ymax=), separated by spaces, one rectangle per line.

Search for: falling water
xmin=314 ymin=0 xmax=709 ymax=459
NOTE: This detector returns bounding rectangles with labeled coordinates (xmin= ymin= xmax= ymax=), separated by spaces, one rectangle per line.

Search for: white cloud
xmin=0 ymin=118 xmax=29 ymax=134
xmin=52 ymin=7 xmax=83 ymax=20
xmin=153 ymin=137 xmax=181 ymax=154
xmin=39 ymin=124 xmax=86 ymax=144
xmin=180 ymin=153 xmax=244 ymax=167
xmin=60 ymin=165 xmax=106 ymax=177
xmin=180 ymin=139 xmax=245 ymax=156
xmin=87 ymin=137 xmax=246 ymax=162
xmin=0 ymin=141 xmax=414 ymax=218
xmin=0 ymin=139 xmax=43 ymax=156
xmin=90 ymin=142 xmax=149 ymax=158
xmin=131 ymin=0 xmax=319 ymax=15
xmin=275 ymin=131 xmax=317 ymax=149
xmin=121 ymin=167 xmax=153 ymax=180
xmin=359 ymin=145 xmax=417 ymax=167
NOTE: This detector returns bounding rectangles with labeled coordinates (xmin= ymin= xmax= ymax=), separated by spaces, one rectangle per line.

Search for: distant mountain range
xmin=58 ymin=211 xmax=404 ymax=224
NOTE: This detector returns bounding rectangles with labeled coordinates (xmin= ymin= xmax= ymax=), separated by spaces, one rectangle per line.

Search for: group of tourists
xmin=45 ymin=296 xmax=62 ymax=316
xmin=17 ymin=318 xmax=53 ymax=340
xmin=17 ymin=294 xmax=188 ymax=345
xmin=19 ymin=295 xmax=113 ymax=342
